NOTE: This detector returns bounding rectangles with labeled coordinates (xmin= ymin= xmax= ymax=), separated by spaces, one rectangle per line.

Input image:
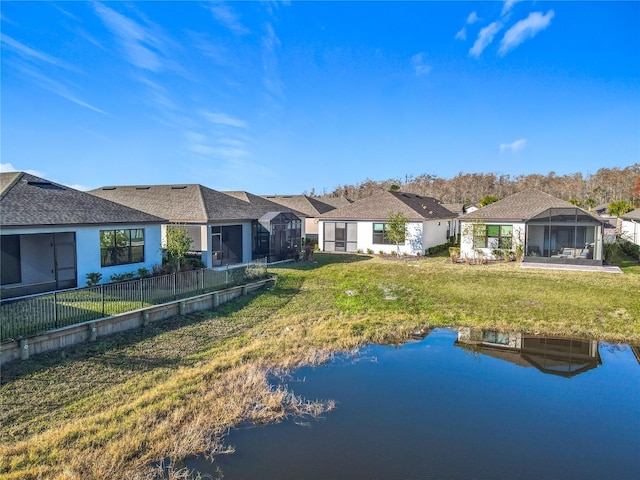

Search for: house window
xmin=488 ymin=225 xmax=513 ymax=249
xmin=0 ymin=235 xmax=22 ymax=285
xmin=373 ymin=223 xmax=404 ymax=245
xmin=100 ymin=229 xmax=145 ymax=267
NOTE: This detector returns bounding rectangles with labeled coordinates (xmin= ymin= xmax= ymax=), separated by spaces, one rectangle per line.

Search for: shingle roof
xmin=89 ymin=185 xmax=302 ymax=223
xmin=318 ymin=191 xmax=456 ymax=222
xmin=316 ymin=196 xmax=353 ymax=208
xmin=622 ymin=208 xmax=640 ymax=220
xmin=460 ymin=189 xmax=578 ymax=222
xmin=223 ymin=191 xmax=306 ymax=218
xmin=1 ymin=172 xmax=166 ymax=228
xmin=261 ymin=195 xmax=336 ymax=216
xmin=441 ymin=203 xmax=466 ymax=215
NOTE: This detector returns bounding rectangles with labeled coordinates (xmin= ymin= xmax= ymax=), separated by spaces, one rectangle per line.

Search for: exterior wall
xmin=319 ymin=220 xmax=431 ymax=255
xmin=2 ymin=224 xmax=163 ymax=289
xmin=422 ymin=219 xmax=451 ymax=250
xmin=460 ymin=221 xmax=525 ymax=260
xmin=621 ymin=219 xmax=640 ymax=245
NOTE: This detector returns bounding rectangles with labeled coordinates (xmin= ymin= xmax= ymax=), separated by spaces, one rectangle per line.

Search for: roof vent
xmin=135 ymin=187 xmax=150 ymax=190
xmin=102 ymin=187 xmax=116 ymax=190
xmin=27 ymin=181 xmax=64 ymax=190
xmin=171 ymin=186 xmax=187 ymax=190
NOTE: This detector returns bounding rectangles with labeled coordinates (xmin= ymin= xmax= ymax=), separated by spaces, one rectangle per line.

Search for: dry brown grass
xmin=1 ymin=252 xmax=638 ymax=479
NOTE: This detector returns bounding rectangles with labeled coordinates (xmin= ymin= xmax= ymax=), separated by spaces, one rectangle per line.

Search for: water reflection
xmin=455 ymin=328 xmax=601 ymax=377
xmin=188 ymin=328 xmax=640 ymax=480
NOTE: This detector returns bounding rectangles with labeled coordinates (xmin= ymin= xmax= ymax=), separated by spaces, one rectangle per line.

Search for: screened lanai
xmin=524 ymin=207 xmax=603 ymax=265
xmin=253 ymin=212 xmax=302 ymax=262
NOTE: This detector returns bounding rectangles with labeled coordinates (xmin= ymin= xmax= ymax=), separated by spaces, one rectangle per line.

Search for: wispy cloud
xmin=502 ymin=0 xmax=522 ymax=16
xmin=203 ymin=112 xmax=248 ymax=129
xmin=262 ymin=22 xmax=285 ymax=102
xmin=499 ymin=138 xmax=527 ymax=153
xmin=205 ymin=1 xmax=250 ymax=35
xmin=499 ymin=11 xmax=555 ymax=56
xmin=469 ymin=21 xmax=503 ymax=58
xmin=411 ymin=52 xmax=432 ymax=76
xmin=455 ymin=11 xmax=481 ymax=41
xmin=1 ymin=34 xmax=75 ymax=70
xmin=93 ymin=2 xmax=167 ymax=72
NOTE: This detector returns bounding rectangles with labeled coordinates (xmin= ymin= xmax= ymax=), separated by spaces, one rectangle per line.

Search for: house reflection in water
xmin=455 ymin=328 xmax=601 ymax=377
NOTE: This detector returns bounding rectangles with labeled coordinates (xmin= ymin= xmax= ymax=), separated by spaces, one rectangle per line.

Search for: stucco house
xmin=260 ymin=195 xmax=337 ymax=244
xmin=317 ymin=191 xmax=456 ymax=255
xmin=459 ymin=189 xmax=604 ymax=265
xmin=620 ymin=208 xmax=640 ymax=245
xmin=1 ymin=172 xmax=165 ymax=298
xmin=90 ymin=185 xmax=304 ymax=266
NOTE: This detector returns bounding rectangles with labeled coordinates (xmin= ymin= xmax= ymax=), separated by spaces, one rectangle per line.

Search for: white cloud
xmin=411 ymin=52 xmax=432 ymax=76
xmin=206 ymin=1 xmax=250 ymax=35
xmin=469 ymin=21 xmax=503 ymax=58
xmin=203 ymin=112 xmax=248 ymax=129
xmin=499 ymin=138 xmax=527 ymax=153
xmin=502 ymin=0 xmax=522 ymax=16
xmin=262 ymin=22 xmax=285 ymax=101
xmin=1 ymin=34 xmax=75 ymax=71
xmin=0 ymin=163 xmax=45 ymax=177
xmin=499 ymin=10 xmax=555 ymax=56
xmin=93 ymin=2 xmax=166 ymax=72
xmin=455 ymin=11 xmax=480 ymax=41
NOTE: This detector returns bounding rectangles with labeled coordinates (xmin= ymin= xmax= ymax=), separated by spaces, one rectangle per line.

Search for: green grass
xmin=1 ymin=252 xmax=639 ymax=479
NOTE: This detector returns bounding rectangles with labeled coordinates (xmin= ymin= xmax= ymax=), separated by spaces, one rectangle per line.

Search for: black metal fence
xmin=1 ymin=265 xmax=267 ymax=342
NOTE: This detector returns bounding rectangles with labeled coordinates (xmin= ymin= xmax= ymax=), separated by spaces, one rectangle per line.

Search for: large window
xmin=475 ymin=225 xmax=512 ymax=249
xmin=100 ymin=229 xmax=145 ymax=267
xmin=373 ymin=223 xmax=404 ymax=245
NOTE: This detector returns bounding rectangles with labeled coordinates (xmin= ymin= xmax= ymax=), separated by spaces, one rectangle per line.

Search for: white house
xmin=459 ymin=189 xmax=604 ymax=265
xmin=620 ymin=208 xmax=640 ymax=245
xmin=317 ymin=191 xmax=456 ymax=255
xmin=1 ymin=172 xmax=165 ymax=298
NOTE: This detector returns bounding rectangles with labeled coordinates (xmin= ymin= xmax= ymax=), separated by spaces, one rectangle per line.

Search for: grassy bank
xmin=1 ymin=253 xmax=639 ymax=479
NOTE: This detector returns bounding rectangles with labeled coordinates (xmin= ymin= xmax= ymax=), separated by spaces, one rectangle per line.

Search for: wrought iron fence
xmin=0 ymin=264 xmax=268 ymax=342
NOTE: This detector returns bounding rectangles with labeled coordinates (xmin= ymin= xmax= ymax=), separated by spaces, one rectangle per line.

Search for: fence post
xmin=53 ymin=292 xmax=58 ymax=328
xmin=200 ymin=269 xmax=204 ymax=292
xmin=20 ymin=339 xmax=29 ymax=360
xmin=225 ymin=266 xmax=229 ymax=285
xmin=140 ymin=278 xmax=144 ymax=308
xmin=173 ymin=272 xmax=177 ymax=300
xmin=101 ymin=285 xmax=105 ymax=317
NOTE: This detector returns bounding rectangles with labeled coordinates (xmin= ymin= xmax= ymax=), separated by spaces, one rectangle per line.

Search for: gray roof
xmin=318 ymin=191 xmax=456 ymax=222
xmin=316 ymin=196 xmax=353 ymax=208
xmin=261 ymin=195 xmax=336 ymax=216
xmin=89 ymin=185 xmax=301 ymax=223
xmin=460 ymin=189 xmax=585 ymax=222
xmin=441 ymin=203 xmax=466 ymax=216
xmin=1 ymin=172 xmax=166 ymax=228
xmin=223 ymin=191 xmax=306 ymax=217
xmin=622 ymin=208 xmax=640 ymax=221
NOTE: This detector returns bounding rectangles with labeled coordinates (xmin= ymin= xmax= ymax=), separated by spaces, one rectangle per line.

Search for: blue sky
xmin=2 ymin=1 xmax=639 ymax=195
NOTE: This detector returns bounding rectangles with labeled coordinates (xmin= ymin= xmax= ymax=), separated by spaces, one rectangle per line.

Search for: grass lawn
xmin=1 ymin=253 xmax=639 ymax=479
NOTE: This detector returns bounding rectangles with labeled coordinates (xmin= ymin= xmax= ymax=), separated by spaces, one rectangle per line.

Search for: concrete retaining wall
xmin=1 ymin=279 xmax=274 ymax=365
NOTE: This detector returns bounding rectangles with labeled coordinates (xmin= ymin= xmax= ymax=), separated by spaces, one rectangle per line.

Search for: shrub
xmin=85 ymin=272 xmax=102 ymax=287
xmin=110 ymin=272 xmax=135 ymax=283
xmin=245 ymin=263 xmax=268 ymax=280
xmin=619 ymin=240 xmax=640 ymax=261
xmin=137 ymin=267 xmax=151 ymax=278
xmin=449 ymin=247 xmax=460 ymax=263
xmin=366 ymin=248 xmax=374 ymax=254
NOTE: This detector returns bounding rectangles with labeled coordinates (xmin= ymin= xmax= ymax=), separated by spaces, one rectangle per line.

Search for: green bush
xmin=85 ymin=272 xmax=102 ymax=287
xmin=619 ymin=239 xmax=640 ymax=261
xmin=110 ymin=272 xmax=135 ymax=283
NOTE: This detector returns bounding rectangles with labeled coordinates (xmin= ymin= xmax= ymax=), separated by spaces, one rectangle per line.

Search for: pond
xmin=187 ymin=328 xmax=640 ymax=479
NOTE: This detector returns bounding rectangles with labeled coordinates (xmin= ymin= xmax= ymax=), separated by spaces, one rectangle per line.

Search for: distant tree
xmin=567 ymin=198 xmax=581 ymax=206
xmin=607 ymin=201 xmax=634 ymax=217
xmin=389 ymin=184 xmax=401 ymax=192
xmin=479 ymin=195 xmax=499 ymax=207
xmin=386 ymin=211 xmax=408 ymax=254
xmin=165 ymin=224 xmax=193 ymax=271
xmin=632 ymin=177 xmax=640 ymax=206
xmin=584 ymin=197 xmax=597 ymax=210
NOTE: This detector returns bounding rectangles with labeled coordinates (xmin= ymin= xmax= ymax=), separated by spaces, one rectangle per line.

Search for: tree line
xmin=312 ymin=164 xmax=640 ymax=208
